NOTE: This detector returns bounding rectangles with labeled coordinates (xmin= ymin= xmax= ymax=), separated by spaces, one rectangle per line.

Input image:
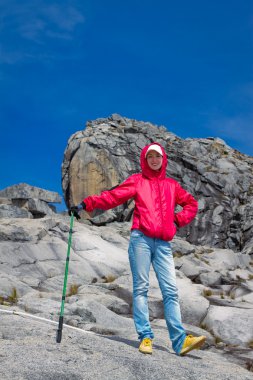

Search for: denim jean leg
xmin=128 ymin=231 xmax=154 ymax=340
xmin=152 ymin=239 xmax=186 ymax=353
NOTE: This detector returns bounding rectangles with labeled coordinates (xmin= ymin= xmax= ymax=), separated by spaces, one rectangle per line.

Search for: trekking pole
xmin=56 ymin=212 xmax=74 ymax=343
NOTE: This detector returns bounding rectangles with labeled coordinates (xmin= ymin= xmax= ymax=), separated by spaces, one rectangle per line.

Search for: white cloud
xmin=0 ymin=1 xmax=85 ymax=63
xmin=41 ymin=4 xmax=85 ymax=32
xmin=17 ymin=4 xmax=85 ymax=41
xmin=19 ymin=18 xmax=46 ymax=42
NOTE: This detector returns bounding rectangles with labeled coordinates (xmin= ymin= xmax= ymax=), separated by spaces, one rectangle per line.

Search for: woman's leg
xmin=152 ymin=239 xmax=186 ymax=353
xmin=128 ymin=230 xmax=154 ymax=340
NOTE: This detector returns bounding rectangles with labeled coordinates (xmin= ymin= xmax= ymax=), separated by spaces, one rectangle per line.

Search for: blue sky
xmin=0 ymin=0 xmax=252 ymax=209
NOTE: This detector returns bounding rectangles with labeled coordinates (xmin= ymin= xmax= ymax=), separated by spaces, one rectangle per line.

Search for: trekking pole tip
xmin=56 ymin=329 xmax=62 ymax=343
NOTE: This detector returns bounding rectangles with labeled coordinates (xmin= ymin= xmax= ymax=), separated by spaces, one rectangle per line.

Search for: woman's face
xmin=146 ymin=151 xmax=163 ymax=171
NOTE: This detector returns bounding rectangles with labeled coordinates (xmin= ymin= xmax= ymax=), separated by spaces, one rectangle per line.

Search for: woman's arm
xmin=174 ymin=182 xmax=198 ymax=227
xmin=83 ymin=175 xmax=137 ymax=212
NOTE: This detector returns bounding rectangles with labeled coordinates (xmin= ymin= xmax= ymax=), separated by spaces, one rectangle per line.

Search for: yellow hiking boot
xmin=180 ymin=335 xmax=206 ymax=356
xmin=139 ymin=338 xmax=153 ymax=354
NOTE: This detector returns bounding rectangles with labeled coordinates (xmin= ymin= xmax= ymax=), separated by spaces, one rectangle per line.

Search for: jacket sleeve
xmin=83 ymin=175 xmax=137 ymax=212
xmin=174 ymin=182 xmax=198 ymax=228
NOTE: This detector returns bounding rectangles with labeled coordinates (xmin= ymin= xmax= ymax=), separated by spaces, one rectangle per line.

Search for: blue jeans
xmin=128 ymin=229 xmax=186 ymax=354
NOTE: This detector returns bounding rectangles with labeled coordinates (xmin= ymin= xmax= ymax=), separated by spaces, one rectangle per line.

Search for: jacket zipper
xmin=157 ymin=178 xmax=163 ymax=239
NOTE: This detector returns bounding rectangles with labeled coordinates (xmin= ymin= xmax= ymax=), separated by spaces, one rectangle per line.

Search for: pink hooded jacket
xmin=83 ymin=143 xmax=198 ymax=241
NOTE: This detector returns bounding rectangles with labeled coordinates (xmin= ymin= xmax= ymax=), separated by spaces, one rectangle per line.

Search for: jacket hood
xmin=140 ymin=143 xmax=167 ymax=179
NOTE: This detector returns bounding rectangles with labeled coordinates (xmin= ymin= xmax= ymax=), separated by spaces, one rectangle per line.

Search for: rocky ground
xmin=0 ymin=214 xmax=253 ymax=378
xmin=1 ymin=311 xmax=252 ymax=380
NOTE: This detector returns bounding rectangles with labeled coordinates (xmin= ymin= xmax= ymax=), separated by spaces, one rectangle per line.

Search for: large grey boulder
xmin=0 ymin=183 xmax=61 ymax=203
xmin=62 ymin=114 xmax=253 ymax=253
xmin=176 ymin=271 xmax=210 ymax=325
xmin=0 ymin=204 xmax=32 ymax=218
xmin=69 ymin=299 xmax=134 ymax=333
xmin=200 ymin=248 xmax=251 ymax=270
xmin=199 ymin=271 xmax=222 ymax=287
xmin=77 ymin=284 xmax=131 ymax=315
xmin=0 ymin=183 xmax=61 ymax=218
xmin=13 ymin=198 xmax=56 ymax=216
xmin=202 ymin=305 xmax=253 ymax=346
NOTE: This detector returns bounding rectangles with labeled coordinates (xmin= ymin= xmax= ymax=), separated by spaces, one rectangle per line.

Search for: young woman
xmin=70 ymin=142 xmax=206 ymax=355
